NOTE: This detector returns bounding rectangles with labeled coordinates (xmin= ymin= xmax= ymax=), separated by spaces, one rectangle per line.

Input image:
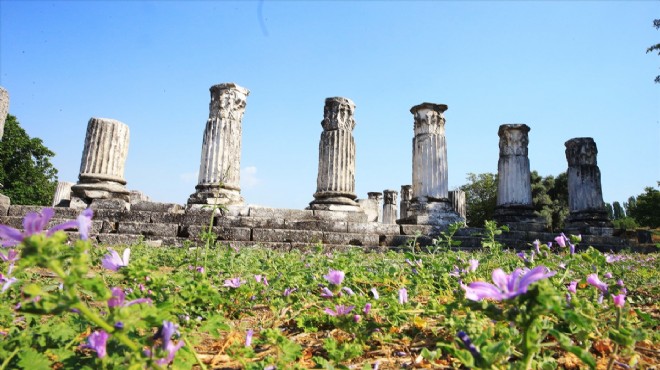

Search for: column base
xmin=187 ymin=185 xmax=244 ymax=206
xmin=397 ymin=200 xmax=465 ymax=227
xmin=308 ymin=193 xmax=363 ymax=212
xmin=494 ymin=205 xmax=548 ymax=232
xmin=71 ymin=181 xmax=130 ymax=203
xmin=564 ymin=210 xmax=613 ymax=236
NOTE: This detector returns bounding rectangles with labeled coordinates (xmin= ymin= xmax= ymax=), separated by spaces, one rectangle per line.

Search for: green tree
xmin=624 ymin=196 xmax=637 ymax=215
xmin=0 ymin=114 xmax=58 ymax=205
xmin=459 ymin=172 xmax=497 ymax=227
xmin=541 ymin=171 xmax=569 ymax=231
xmin=647 ymin=19 xmax=660 ymax=83
xmin=604 ymin=203 xmax=614 ymax=220
xmin=628 ymin=183 xmax=660 ymax=228
xmin=612 ymin=201 xmax=625 ymax=220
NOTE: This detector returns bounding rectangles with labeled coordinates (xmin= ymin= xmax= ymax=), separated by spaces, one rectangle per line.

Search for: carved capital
xmin=498 ymin=124 xmax=530 ymax=156
xmin=400 ymin=185 xmax=413 ymax=201
xmin=565 ymin=137 xmax=598 ymax=166
xmin=383 ymin=190 xmax=398 ymax=205
xmin=209 ymin=83 xmax=250 ymax=122
xmin=321 ymin=97 xmax=356 ymax=131
xmin=411 ymin=103 xmax=447 ymax=136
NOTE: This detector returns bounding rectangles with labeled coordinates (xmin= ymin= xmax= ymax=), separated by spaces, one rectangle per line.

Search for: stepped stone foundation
xmin=398 ymin=103 xmax=463 ymax=228
xmin=564 ymin=138 xmax=613 ymax=236
xmin=70 ymin=118 xmax=131 ymax=209
xmin=382 ymin=190 xmax=398 ymax=224
xmin=188 ymin=83 xmax=250 ymax=207
xmin=493 ymin=124 xmax=546 ymax=231
xmin=309 ymin=97 xmax=363 ymax=212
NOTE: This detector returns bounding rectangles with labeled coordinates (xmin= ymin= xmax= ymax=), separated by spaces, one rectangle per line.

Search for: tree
xmin=628 ymin=183 xmax=660 ymax=228
xmin=459 ymin=173 xmax=497 ymax=227
xmin=604 ymin=203 xmax=614 ymax=220
xmin=647 ymin=19 xmax=660 ymax=83
xmin=0 ymin=114 xmax=58 ymax=205
xmin=612 ymin=201 xmax=625 ymax=220
xmin=624 ymin=196 xmax=637 ymax=216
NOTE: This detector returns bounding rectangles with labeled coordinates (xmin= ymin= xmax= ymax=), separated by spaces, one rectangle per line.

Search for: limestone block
xmin=285 ymin=220 xmax=348 ymax=233
xmin=249 ymin=207 xmax=314 ymax=220
xmin=89 ymin=199 xmax=130 ymax=211
xmin=150 ymin=212 xmax=185 ymax=224
xmin=52 ymin=182 xmax=74 ymax=207
xmin=95 ymin=234 xmax=144 ymax=246
xmin=129 ymin=190 xmax=151 ymax=203
xmin=400 ymin=224 xmax=434 ymax=236
xmin=0 ymin=194 xmax=9 ymax=217
xmin=117 ymin=222 xmax=179 ymax=237
xmin=346 ymin=222 xmax=400 ymax=235
xmin=322 ymin=232 xmax=379 ymax=246
xmin=131 ymin=201 xmax=182 ymax=213
xmin=7 ymin=205 xmax=43 ymax=216
xmin=184 ymin=225 xmax=251 ymax=241
xmin=252 ymin=228 xmax=323 ymax=244
xmin=312 ymin=210 xmax=368 ymax=223
xmin=219 ymin=216 xmax=286 ymax=229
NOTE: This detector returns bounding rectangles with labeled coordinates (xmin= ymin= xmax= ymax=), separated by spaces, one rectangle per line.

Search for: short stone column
xmin=399 ymin=185 xmax=412 ymax=220
xmin=309 ymin=97 xmax=362 ymax=212
xmin=449 ymin=189 xmax=466 ymax=222
xmin=493 ymin=124 xmax=546 ymax=231
xmin=564 ymin=138 xmax=612 ymax=235
xmin=399 ymin=103 xmax=463 ymax=229
xmin=0 ymin=86 xmax=8 ymax=140
xmin=52 ymin=181 xmax=74 ymax=207
xmin=382 ymin=190 xmax=398 ymax=224
xmin=70 ymin=118 xmax=130 ymax=207
xmin=188 ymin=83 xmax=249 ymax=206
xmin=357 ymin=192 xmax=382 ymax=221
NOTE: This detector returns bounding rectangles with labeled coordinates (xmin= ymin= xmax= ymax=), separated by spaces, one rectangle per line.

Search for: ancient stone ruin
xmin=0 ymin=83 xmax=645 ymax=252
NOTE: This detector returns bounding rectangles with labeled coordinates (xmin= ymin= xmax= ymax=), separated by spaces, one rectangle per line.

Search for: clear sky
xmin=1 ymin=1 xmax=658 ymax=210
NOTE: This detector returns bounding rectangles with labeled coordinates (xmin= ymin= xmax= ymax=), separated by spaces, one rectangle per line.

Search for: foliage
xmin=612 ymin=217 xmax=639 ymax=230
xmin=612 ymin=201 xmax=626 ymax=220
xmin=628 ymin=183 xmax=660 ymax=228
xmin=0 ymin=115 xmax=58 ymax=205
xmin=647 ymin=19 xmax=660 ymax=83
xmin=460 ymin=172 xmax=498 ymax=227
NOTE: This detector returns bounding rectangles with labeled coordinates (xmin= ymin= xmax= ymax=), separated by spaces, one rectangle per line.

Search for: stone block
xmin=347 ymin=222 xmax=400 ymax=235
xmin=1 ymin=216 xmax=24 ymax=229
xmin=117 ymin=222 xmax=179 ymax=237
xmin=52 ymin=208 xmax=83 ymax=219
xmin=184 ymin=225 xmax=251 ymax=241
xmin=7 ymin=205 xmax=43 ymax=217
xmin=182 ymin=208 xmax=220 ymax=225
xmin=95 ymin=234 xmax=144 ymax=246
xmin=0 ymin=194 xmax=10 ymax=216
xmin=285 ymin=220 xmax=347 ymax=233
xmin=252 ymin=228 xmax=323 ymax=243
xmin=131 ymin=201 xmax=183 ymax=213
xmin=90 ymin=199 xmax=130 ymax=211
xmin=249 ymin=207 xmax=314 ymax=220
xmin=400 ymin=224 xmax=434 ymax=235
xmin=312 ymin=210 xmax=368 ymax=222
xmin=322 ymin=232 xmax=379 ymax=246
xmin=150 ymin=212 xmax=185 ymax=224
xmin=216 ymin=216 xmax=286 ymax=229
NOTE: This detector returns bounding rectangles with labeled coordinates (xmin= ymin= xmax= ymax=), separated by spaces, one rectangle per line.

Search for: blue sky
xmin=1 ymin=1 xmax=658 ymax=210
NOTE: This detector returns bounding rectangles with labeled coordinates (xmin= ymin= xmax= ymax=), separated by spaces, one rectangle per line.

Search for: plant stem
xmin=183 ymin=337 xmax=208 ymax=370
xmin=0 ymin=347 xmax=20 ymax=370
xmin=606 ymin=307 xmax=623 ymax=370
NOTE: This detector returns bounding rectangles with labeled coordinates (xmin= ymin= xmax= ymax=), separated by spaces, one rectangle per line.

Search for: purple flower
xmin=245 ymin=329 xmax=254 ymax=347
xmin=461 ymin=265 xmax=556 ymax=301
xmin=323 ymin=269 xmax=345 ymax=286
xmin=107 ymin=287 xmax=151 ymax=308
xmin=255 ymin=275 xmax=268 ymax=286
xmin=467 ymin=259 xmax=479 ymax=273
xmin=370 ymin=287 xmax=379 ymax=300
xmin=448 ymin=265 xmax=461 ymax=277
xmin=153 ymin=321 xmax=185 ymax=366
xmin=613 ymin=294 xmax=626 ymax=308
xmin=341 ymin=287 xmax=355 ymax=296
xmin=586 ymin=274 xmax=608 ymax=293
xmin=617 ymin=279 xmax=624 ymax=287
xmin=0 ymin=249 xmax=18 ymax=263
xmin=101 ymin=248 xmax=130 ymax=271
xmin=554 ymin=234 xmax=567 ymax=248
xmin=353 ymin=314 xmax=361 ymax=323
xmin=604 ymin=272 xmax=613 ymax=279
xmin=223 ymin=277 xmax=243 ymax=288
xmin=283 ymin=287 xmax=296 ymax=296
xmin=0 ymin=208 xmax=94 ymax=246
xmin=532 ymin=240 xmax=541 ymax=254
xmin=363 ymin=303 xmax=372 ymax=315
xmin=86 ymin=330 xmax=109 ymax=358
xmin=0 ymin=274 xmax=17 ymax=293
xmin=320 ymin=287 xmax=334 ymax=298
xmin=567 ymin=281 xmax=578 ymax=294
xmin=457 ymin=331 xmax=481 ymax=359
xmin=398 ymin=287 xmax=408 ymax=304
xmin=324 ymin=304 xmax=354 ymax=316
xmin=605 ymin=254 xmax=622 ymax=263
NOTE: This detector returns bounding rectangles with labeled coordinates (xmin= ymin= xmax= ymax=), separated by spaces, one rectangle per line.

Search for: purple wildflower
xmin=554 ymin=234 xmax=567 ymax=248
xmin=604 ymin=272 xmax=613 ymax=279
xmin=245 ymin=329 xmax=254 ymax=347
xmin=223 ymin=277 xmax=243 ymax=288
xmin=283 ymin=287 xmax=296 ymax=296
xmin=363 ymin=303 xmax=371 ymax=315
xmin=341 ymin=287 xmax=355 ymax=296
xmin=153 ymin=321 xmax=185 ymax=366
xmin=370 ymin=287 xmax=379 ymax=300
xmin=586 ymin=274 xmax=608 ymax=293
xmin=398 ymin=287 xmax=408 ymax=304
xmin=0 ymin=274 xmax=17 ymax=293
xmin=0 ymin=249 xmax=18 ymax=263
xmin=613 ymin=294 xmax=626 ymax=308
xmin=320 ymin=287 xmax=334 ymax=298
xmin=448 ymin=265 xmax=461 ymax=277
xmin=86 ymin=330 xmax=109 ymax=358
xmin=457 ymin=331 xmax=481 ymax=359
xmin=353 ymin=314 xmax=361 ymax=323
xmin=0 ymin=208 xmax=94 ymax=247
xmin=567 ymin=281 xmax=578 ymax=294
xmin=461 ymin=265 xmax=556 ymax=301
xmin=467 ymin=259 xmax=479 ymax=273
xmin=107 ymin=287 xmax=151 ymax=308
xmin=255 ymin=275 xmax=268 ymax=286
xmin=101 ymin=248 xmax=130 ymax=271
xmin=532 ymin=240 xmax=541 ymax=254
xmin=324 ymin=304 xmax=355 ymax=316
xmin=323 ymin=269 xmax=345 ymax=286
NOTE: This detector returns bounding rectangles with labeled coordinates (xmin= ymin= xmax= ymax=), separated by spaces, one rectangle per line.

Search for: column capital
xmin=498 ymin=124 xmax=530 ymax=156
xmin=410 ymin=103 xmax=447 ymax=135
xmin=565 ymin=137 xmax=598 ymax=166
xmin=322 ymin=97 xmax=356 ymax=131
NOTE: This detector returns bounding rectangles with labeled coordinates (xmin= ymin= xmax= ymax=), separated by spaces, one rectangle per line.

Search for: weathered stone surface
xmin=95 ymin=234 xmax=143 ymax=246
xmin=92 ymin=209 xmax=150 ymax=223
xmin=188 ymin=83 xmax=249 ymax=206
xmin=357 ymin=192 xmax=381 ymax=222
xmin=222 ymin=216 xmax=285 ymax=229
xmin=182 ymin=207 xmax=219 ymax=225
xmin=184 ymin=225 xmax=252 ymax=241
xmin=309 ymin=97 xmax=362 ymax=211
xmin=285 ymin=220 xmax=347 ymax=233
xmin=89 ymin=199 xmax=130 ymax=211
xmin=0 ymin=194 xmax=9 ymax=217
xmin=71 ymin=117 xmax=130 ymax=204
xmin=312 ymin=210 xmax=368 ymax=223
xmin=52 ymin=181 xmax=74 ymax=207
xmin=449 ymin=190 xmax=466 ymax=221
xmin=322 ymin=231 xmax=378 ymax=246
xmin=129 ymin=190 xmax=151 ymax=203
xmin=399 ymin=185 xmax=412 ymax=220
xmin=150 ymin=212 xmax=185 ymax=224
xmin=0 ymin=86 xmax=8 ymax=140
xmin=347 ymin=222 xmax=400 ymax=235
xmin=131 ymin=201 xmax=182 ymax=213
xmin=7 ymin=205 xmax=43 ymax=216
xmin=117 ymin=222 xmax=179 ymax=237
xmin=249 ymin=207 xmax=313 ymax=220
xmin=382 ymin=190 xmax=398 ymax=224
xmin=400 ymin=224 xmax=434 ymax=236
xmin=252 ymin=228 xmax=323 ymax=243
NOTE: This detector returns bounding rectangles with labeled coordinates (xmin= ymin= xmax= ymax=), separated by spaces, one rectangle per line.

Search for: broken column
xmin=0 ymin=87 xmax=9 ymax=215
xmin=358 ymin=192 xmax=382 ymax=222
xmin=493 ymin=124 xmax=546 ymax=231
xmin=399 ymin=103 xmax=463 ymax=228
xmin=382 ymin=190 xmax=398 ymax=224
xmin=70 ymin=118 xmax=130 ymax=207
xmin=449 ymin=189 xmax=466 ymax=222
xmin=188 ymin=83 xmax=249 ymax=206
xmin=52 ymin=181 xmax=74 ymax=207
xmin=399 ymin=185 xmax=412 ymax=220
xmin=564 ymin=138 xmax=613 ymax=235
xmin=309 ymin=97 xmax=362 ymax=212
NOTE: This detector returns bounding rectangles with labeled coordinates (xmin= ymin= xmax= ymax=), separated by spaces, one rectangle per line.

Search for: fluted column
xmin=399 ymin=185 xmax=412 ymax=220
xmin=52 ymin=181 xmax=74 ymax=207
xmin=188 ymin=83 xmax=249 ymax=206
xmin=70 ymin=118 xmax=130 ymax=205
xmin=400 ymin=103 xmax=463 ymax=228
xmin=564 ymin=138 xmax=612 ymax=235
xmin=449 ymin=189 xmax=466 ymax=221
xmin=382 ymin=190 xmax=398 ymax=224
xmin=494 ymin=124 xmax=546 ymax=231
xmin=309 ymin=97 xmax=361 ymax=212
xmin=0 ymin=86 xmax=8 ymax=140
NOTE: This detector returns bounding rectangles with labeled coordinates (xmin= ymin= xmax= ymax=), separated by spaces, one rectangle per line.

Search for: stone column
xmin=52 ymin=181 xmax=74 ymax=207
xmin=493 ymin=124 xmax=546 ymax=231
xmin=449 ymin=189 xmax=466 ymax=222
xmin=309 ymin=97 xmax=362 ymax=212
xmin=357 ymin=192 xmax=382 ymax=221
xmin=188 ymin=83 xmax=249 ymax=206
xmin=0 ymin=86 xmax=8 ymax=140
xmin=399 ymin=185 xmax=412 ymax=220
xmin=70 ymin=118 xmax=130 ymax=207
xmin=564 ymin=138 xmax=612 ymax=235
xmin=399 ymin=103 xmax=463 ymax=228
xmin=382 ymin=190 xmax=398 ymax=224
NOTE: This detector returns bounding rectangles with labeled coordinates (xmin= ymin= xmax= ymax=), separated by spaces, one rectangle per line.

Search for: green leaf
xmin=17 ymin=348 xmax=52 ymax=370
